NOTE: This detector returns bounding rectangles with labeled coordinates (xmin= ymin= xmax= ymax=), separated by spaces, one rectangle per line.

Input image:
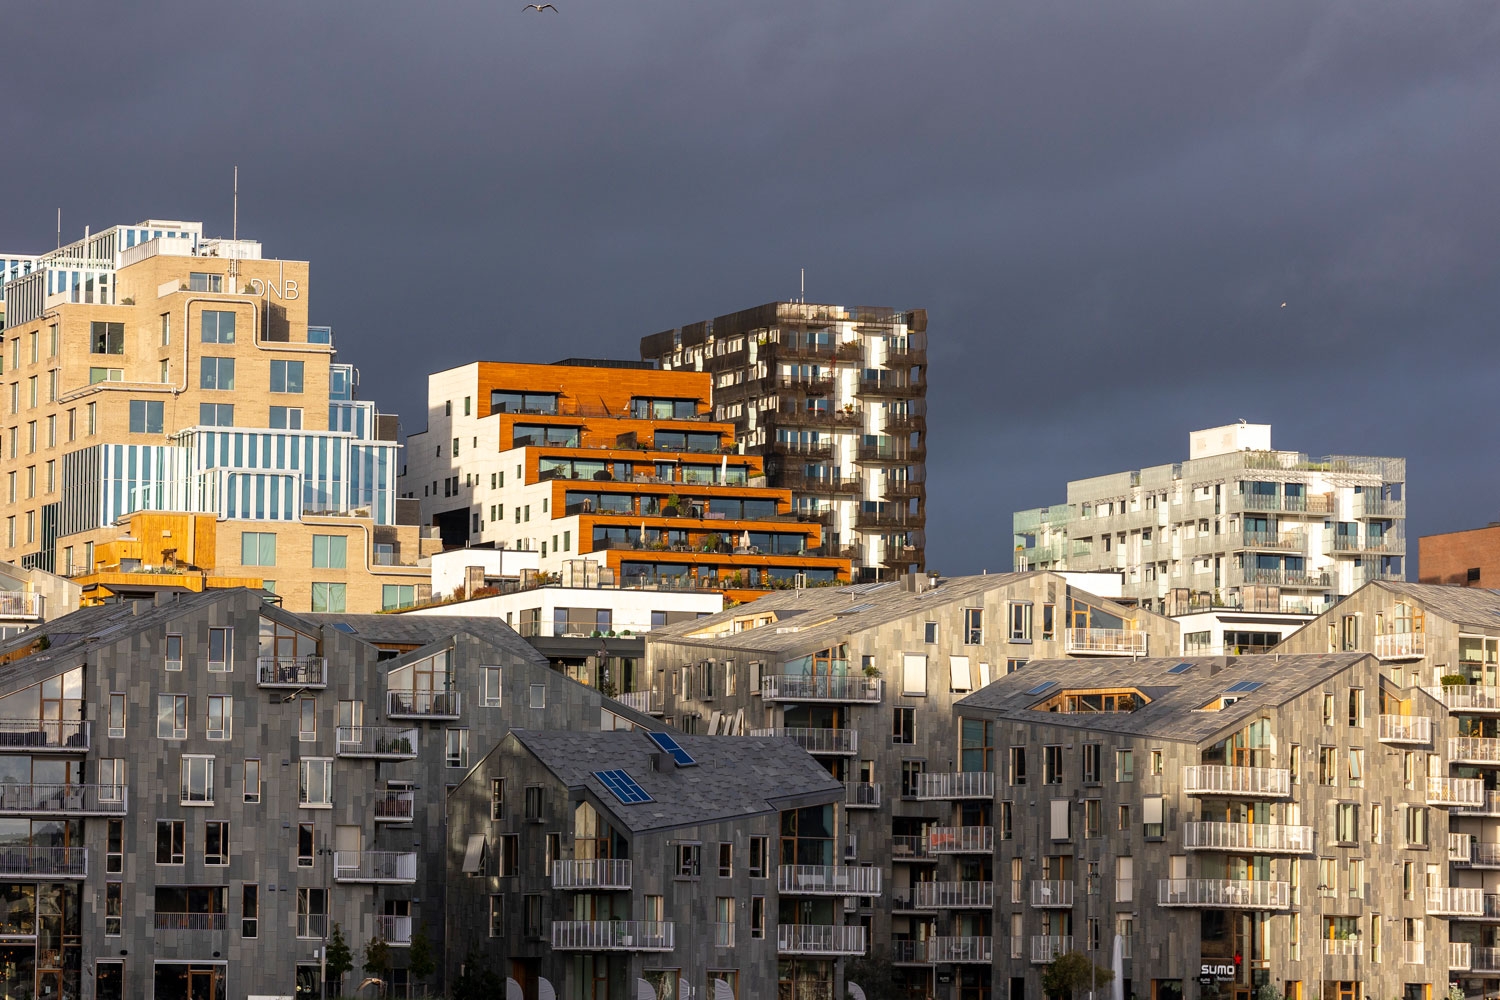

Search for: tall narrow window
xmin=244 ymin=759 xmax=261 ymax=804
xmin=242 ymin=884 xmax=259 ymax=938
xmin=105 ymin=883 xmax=122 ymax=936
xmin=181 ymin=756 xmax=214 ymax=805
xmin=165 ymin=634 xmax=182 ymax=671
xmin=107 ymin=694 xmax=126 ymax=739
xmin=207 ymin=628 xmax=231 ymax=671
xmin=299 ymin=698 xmax=316 ymax=742
xmin=106 ymin=819 xmax=123 ymax=874
xmin=298 ymin=824 xmax=315 ymax=866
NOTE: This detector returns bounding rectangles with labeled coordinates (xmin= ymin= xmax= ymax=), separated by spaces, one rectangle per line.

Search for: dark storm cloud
xmin=4 ymin=0 xmax=1498 ymax=572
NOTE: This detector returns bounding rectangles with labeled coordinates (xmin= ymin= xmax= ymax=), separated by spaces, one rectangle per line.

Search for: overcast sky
xmin=5 ymin=1 xmax=1497 ymax=574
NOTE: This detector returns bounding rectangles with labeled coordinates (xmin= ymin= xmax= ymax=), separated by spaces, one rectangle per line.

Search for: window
xmin=106 ymin=819 xmax=123 ymax=874
xmin=498 ymin=835 xmax=519 ymax=876
xmin=200 ymin=356 xmax=235 ymax=390
xmin=156 ymin=820 xmax=185 ymax=865
xmin=181 ymin=755 xmax=214 ymax=804
xmin=964 ymin=608 xmax=983 ymax=644
xmin=270 ymin=360 xmax=304 ymax=393
xmin=892 ymin=707 xmax=915 ymax=744
xmin=490 ymin=779 xmax=505 ymax=821
xmin=190 ymin=272 xmax=223 ymax=292
xmin=482 ymin=666 xmax=502 ymax=708
xmin=296 ymin=888 xmax=327 ymax=939
xmin=240 ymin=532 xmax=276 ymax=566
xmin=1150 ymin=749 xmax=1163 ymax=775
xmin=1348 ymin=688 xmax=1364 ymax=727
xmin=163 ymin=633 xmax=183 ymax=671
xmin=1043 ymin=745 xmax=1063 ymax=784
xmin=1143 ymin=796 xmax=1164 ymax=838
xmin=311 ymin=583 xmax=346 ymax=613
xmin=524 ymin=895 xmax=543 ymax=938
xmin=1405 ymin=805 xmax=1428 ymax=847
xmin=299 ymin=698 xmax=316 ymax=741
xmin=750 ymin=896 xmax=765 ymax=939
xmin=718 ymin=842 xmax=733 ymax=877
xmin=157 ymin=694 xmax=187 ymax=739
xmin=446 ymin=728 xmax=470 ymax=767
xmin=268 ymin=405 xmax=303 ymax=429
xmin=1335 ymin=803 xmax=1359 ymax=844
xmin=306 ymin=534 xmax=349 ymax=570
xmin=90 ymin=322 xmax=124 ymax=355
xmin=199 ymin=402 xmax=234 ymax=426
xmin=128 ymin=399 xmax=163 ymax=434
xmin=1085 ymin=798 xmax=1102 ymax=837
xmin=530 ymin=684 xmax=546 ymax=709
xmin=206 ymin=696 xmax=231 ymax=740
xmin=107 ymin=693 xmax=126 ymax=738
xmin=1348 ymin=859 xmax=1365 ymax=898
xmin=245 ymin=759 xmax=261 ymax=804
xmin=383 ymin=585 xmax=417 ymax=610
xmin=1009 ymin=602 xmax=1033 ymax=641
xmin=1116 ymin=749 xmax=1134 ymax=782
xmin=298 ymin=824 xmax=314 ymax=866
xmin=1009 ymin=746 xmax=1027 ymax=786
xmin=1322 ymin=692 xmax=1335 ymax=726
xmin=677 ymin=843 xmax=702 ymax=878
xmin=160 ymin=313 xmax=171 ymax=346
xmin=205 ymin=821 xmax=229 ymax=865
xmin=489 ymin=895 xmax=504 ymax=937
xmin=200 ymin=310 xmax=235 ymax=343
xmin=1082 ymin=743 xmax=1101 ymax=783
xmin=745 ymin=836 xmax=769 ymax=878
xmin=924 ymin=622 xmax=937 ymax=643
xmin=299 ymin=758 xmax=333 ymax=806
xmin=1318 ymin=747 xmax=1336 ymax=786
xmin=242 ymin=885 xmax=259 ymax=938
xmin=1000 ymin=799 xmax=1013 ymax=840
xmin=1319 ymin=858 xmax=1337 ymax=896
xmin=1118 ymin=804 xmax=1130 ymax=830
xmin=901 ymin=653 xmax=927 ymax=696
xmin=105 ymin=883 xmax=122 ymax=936
xmin=1372 ymin=804 xmax=1383 ymax=843
xmin=207 ymin=626 xmax=232 ymax=671
xmin=1347 ymin=747 xmax=1363 ymax=787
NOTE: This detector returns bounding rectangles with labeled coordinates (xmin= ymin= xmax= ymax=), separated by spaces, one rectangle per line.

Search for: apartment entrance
xmin=154 ymin=962 xmax=224 ymax=1000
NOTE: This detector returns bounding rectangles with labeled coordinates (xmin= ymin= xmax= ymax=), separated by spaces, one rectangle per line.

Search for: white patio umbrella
xmin=1111 ymin=933 xmax=1124 ymax=1000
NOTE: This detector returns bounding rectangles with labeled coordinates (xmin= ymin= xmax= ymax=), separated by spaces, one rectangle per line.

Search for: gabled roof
xmin=1367 ymin=582 xmax=1500 ymax=633
xmin=955 ymin=652 xmax=1373 ymax=745
xmin=506 ymin=729 xmax=842 ymax=835
xmin=303 ymin=613 xmax=546 ymax=666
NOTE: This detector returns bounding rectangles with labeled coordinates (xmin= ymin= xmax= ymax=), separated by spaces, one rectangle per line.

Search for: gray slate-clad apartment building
xmin=1275 ymin=580 xmax=1500 ymax=995
xmin=955 ymin=652 xmax=1459 ymax=1000
xmin=444 ymin=729 xmax=845 ymax=1000
xmin=639 ymin=571 xmax=1179 ymax=999
xmin=0 ymin=587 xmax=650 ymax=1000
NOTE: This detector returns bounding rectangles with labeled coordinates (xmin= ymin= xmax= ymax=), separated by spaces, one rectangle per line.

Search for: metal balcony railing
xmin=1157 ymin=879 xmax=1290 ymax=909
xmin=759 ymin=675 xmax=882 ymax=702
xmin=1457 ymin=790 xmax=1500 ymax=817
xmin=926 ymin=826 xmax=994 ymax=854
xmin=1181 ymin=765 xmax=1291 ymax=797
xmin=333 ymin=851 xmax=417 ymax=883
xmin=890 ymin=940 xmax=931 ymax=964
xmin=387 ymin=690 xmax=461 ymax=718
xmin=256 ymin=655 xmax=327 ymax=688
xmin=748 ymin=727 xmax=858 ymax=754
xmin=1182 ymin=821 xmax=1313 ymax=853
xmin=845 ymin=782 xmax=881 ymax=808
xmin=0 ymin=720 xmax=89 ymax=752
xmin=1377 ymin=714 xmax=1431 ymax=744
xmin=1471 ymin=946 xmax=1500 ymax=974
xmin=0 ymin=783 xmax=127 ymax=816
xmin=1426 ymin=684 xmax=1500 ymax=713
xmin=1030 ymin=880 xmax=1074 ymax=908
xmin=1450 ymin=736 xmax=1500 ymax=764
xmin=1063 ymin=627 xmax=1148 ymax=655
xmin=614 ymin=690 xmax=659 ymax=714
xmin=1428 ymin=776 xmax=1485 ymax=807
xmin=891 ymin=835 xmax=933 ymax=862
xmin=1452 ymin=941 xmax=1473 ymax=971
xmin=777 ymin=865 xmax=882 ymax=896
xmin=154 ymin=913 xmax=227 ymax=931
xmin=1374 ymin=633 xmax=1426 ymax=660
xmin=929 ymin=937 xmax=992 ymax=963
xmin=890 ymin=887 xmax=917 ymax=910
xmin=0 ymin=592 xmax=42 ymax=618
xmin=776 ymin=924 xmax=866 ymax=956
xmin=914 ymin=881 xmax=994 ymax=909
xmin=1031 ymin=935 xmax=1073 ymax=964
xmin=0 ymin=846 xmax=86 ymax=878
xmin=373 ymin=791 xmax=415 ymax=823
xmin=377 ymin=915 xmax=413 ymax=945
xmin=912 ymin=771 xmax=994 ymax=800
xmin=1469 ymin=843 xmax=1500 ymax=868
xmin=550 ymin=920 xmax=674 ymax=951
xmin=336 ymin=726 xmax=419 ymax=759
xmin=1323 ymin=938 xmax=1363 ymax=956
xmin=551 ymin=859 xmax=632 ymax=890
xmin=1426 ymin=886 xmax=1484 ymax=917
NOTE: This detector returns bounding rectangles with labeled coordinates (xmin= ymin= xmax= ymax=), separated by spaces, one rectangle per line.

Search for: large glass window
xmin=200 ymin=310 xmax=236 ymax=343
xmin=382 ymin=585 xmax=417 ymax=611
xmin=200 ymin=356 xmax=235 ymax=390
xmin=128 ymin=399 xmax=163 ymax=434
xmin=270 ymin=360 xmax=304 ymax=393
xmin=512 ymin=424 xmax=579 ymax=447
xmin=180 ymin=755 xmax=214 ymax=804
xmin=158 ymin=694 xmax=187 ymax=739
xmin=241 ymin=532 xmax=276 ymax=567
xmin=299 ymin=759 xmax=333 ymax=806
xmin=312 ymin=535 xmax=347 ymax=568
xmin=89 ymin=322 xmax=124 ymax=355
xmin=199 ymin=403 xmax=234 ymax=426
xmin=269 ymin=405 xmax=303 ymax=429
xmin=311 ymin=583 xmax=346 ymax=613
xmin=189 ymin=272 xmax=223 ymax=293
xmin=490 ymin=390 xmax=558 ymax=414
xmin=630 ymin=397 xmax=699 ymax=419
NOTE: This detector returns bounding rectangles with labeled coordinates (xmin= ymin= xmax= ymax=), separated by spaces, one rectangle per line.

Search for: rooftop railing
xmin=0 ymin=592 xmax=42 ymax=618
xmin=1064 ymin=627 xmax=1148 ymax=656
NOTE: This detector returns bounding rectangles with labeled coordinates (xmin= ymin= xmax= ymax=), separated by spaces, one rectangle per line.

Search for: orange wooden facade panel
xmin=474 ymin=362 xmax=713 ymax=420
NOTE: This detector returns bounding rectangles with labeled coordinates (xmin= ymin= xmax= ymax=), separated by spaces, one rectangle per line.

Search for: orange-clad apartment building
xmin=401 ymin=360 xmax=851 ymax=600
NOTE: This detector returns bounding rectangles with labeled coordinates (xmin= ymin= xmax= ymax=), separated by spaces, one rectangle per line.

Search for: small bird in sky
xmin=523 ymin=3 xmax=558 ymax=10
xmin=1280 ymin=302 xmax=1287 ymax=308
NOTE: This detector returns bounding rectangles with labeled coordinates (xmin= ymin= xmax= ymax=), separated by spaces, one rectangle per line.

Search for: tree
xmin=1040 ymin=950 xmax=1115 ymax=1000
xmin=842 ymin=955 xmax=902 ymax=1000
xmin=363 ymin=935 xmax=391 ymax=996
xmin=451 ymin=949 xmax=503 ymax=1000
xmin=1255 ymin=986 xmax=1284 ymax=1000
xmin=324 ymin=923 xmax=353 ymax=996
xmin=407 ymin=927 xmax=436 ymax=993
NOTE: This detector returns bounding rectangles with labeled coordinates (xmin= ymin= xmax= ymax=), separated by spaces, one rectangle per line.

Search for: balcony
xmin=0 ymin=720 xmax=89 ymax=753
xmin=336 ymin=726 xmax=419 ymax=759
xmin=377 ymin=915 xmax=412 ymax=946
xmin=154 ymin=913 xmax=227 ymax=931
xmin=0 ymin=783 xmax=127 ymax=817
xmin=256 ymin=655 xmax=327 ymax=689
xmin=1031 ymin=935 xmax=1073 ymax=964
xmin=1064 ymin=627 xmax=1148 ymax=656
xmin=1465 ymin=843 xmax=1500 ymax=869
xmin=0 ymin=592 xmax=42 ymax=618
xmin=1430 ymin=684 xmax=1500 ymax=714
xmin=780 ymin=471 xmax=863 ymax=496
xmin=913 ymin=771 xmax=994 ymax=800
xmin=929 ymin=937 xmax=992 ymax=964
xmin=760 ymin=674 xmax=882 ymax=703
xmin=1377 ymin=715 xmax=1431 ymax=744
xmin=852 ymin=509 xmax=923 ymax=531
xmin=1323 ymin=938 xmax=1363 ymax=957
xmin=387 ymin=690 xmax=461 ymax=720
xmin=748 ymin=727 xmax=858 ymax=755
xmin=1451 ymin=833 xmax=1475 ymax=862
xmin=766 ymin=439 xmax=834 ymax=460
xmin=1182 ymin=821 xmax=1313 ymax=854
xmin=1457 ymin=791 xmax=1500 ymax=818
xmin=778 ymin=865 xmax=883 ymax=896
xmin=1473 ymin=946 xmax=1500 ymax=974
xmin=776 ymin=374 xmax=837 ymax=395
xmin=891 ymin=940 xmax=932 ymax=965
xmin=927 ymin=826 xmax=994 ymax=854
xmin=551 ymin=858 xmax=632 ymax=891
xmin=845 ymin=782 xmax=881 ymax=809
xmin=1428 ymin=776 xmax=1485 ymax=807
xmin=1181 ymin=765 xmax=1292 ymax=798
xmin=1374 ymin=632 xmax=1426 ymax=660
xmin=915 ymin=881 xmax=993 ymax=909
xmin=890 ymin=888 xmax=918 ymax=911
xmin=1235 ymin=567 xmax=1332 ymax=589
xmin=1452 ymin=941 xmax=1473 ymax=971
xmin=1450 ymin=736 xmax=1500 ymax=764
xmin=1236 ymin=530 xmax=1308 ymax=553
xmin=856 ymin=373 xmax=924 ymax=397
xmin=551 ymin=920 xmax=674 ymax=952
xmin=891 ymin=835 xmax=935 ymax=863
xmin=373 ymin=791 xmax=415 ymax=823
xmin=333 ymin=851 xmax=417 ymax=884
xmin=1426 ymin=886 xmax=1484 ymax=917
xmin=614 ymin=690 xmax=661 ymax=715
xmin=852 ymin=443 xmax=925 ymax=466
xmin=0 ymin=846 xmax=86 ymax=879
xmin=1030 ymin=880 xmax=1074 ymax=908
xmin=1157 ymin=879 xmax=1291 ymax=909
xmin=776 ymin=924 xmax=866 ymax=956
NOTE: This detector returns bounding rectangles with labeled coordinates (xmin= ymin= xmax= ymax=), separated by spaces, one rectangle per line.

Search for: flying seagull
xmin=523 ymin=3 xmax=558 ymax=10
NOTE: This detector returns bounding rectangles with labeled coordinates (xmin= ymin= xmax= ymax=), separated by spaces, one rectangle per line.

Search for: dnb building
xmin=0 ymin=219 xmax=437 ymax=613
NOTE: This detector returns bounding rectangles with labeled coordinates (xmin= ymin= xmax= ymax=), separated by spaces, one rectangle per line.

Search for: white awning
xmin=636 ymin=979 xmax=658 ymax=1000
xmin=538 ymin=978 xmax=557 ymax=1000
xmin=462 ymin=834 xmax=487 ymax=875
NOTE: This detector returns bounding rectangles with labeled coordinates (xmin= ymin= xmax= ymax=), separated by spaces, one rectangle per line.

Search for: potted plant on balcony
xmin=1442 ymin=674 xmax=1469 ymax=687
xmin=662 ymin=494 xmax=681 ymax=517
xmin=863 ymin=661 xmax=881 ymax=679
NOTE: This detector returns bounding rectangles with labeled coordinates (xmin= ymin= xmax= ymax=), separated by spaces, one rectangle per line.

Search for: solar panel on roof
xmin=1025 ymin=680 xmax=1059 ymax=696
xmin=646 ymin=731 xmax=697 ymax=767
xmin=594 ymin=769 xmax=653 ymax=804
xmin=1225 ymin=680 xmax=1264 ymax=693
xmin=839 ymin=603 xmax=876 ymax=615
xmin=331 ymin=623 xmax=358 ymax=634
xmin=1167 ymin=662 xmax=1194 ymax=674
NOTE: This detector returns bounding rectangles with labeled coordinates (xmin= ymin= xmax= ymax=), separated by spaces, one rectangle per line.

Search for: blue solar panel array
xmin=647 ymin=731 xmax=697 ymax=767
xmin=1167 ymin=662 xmax=1194 ymax=674
xmin=1025 ymin=680 xmax=1059 ymax=696
xmin=1225 ymin=680 xmax=1264 ymax=693
xmin=331 ymin=622 xmax=358 ymax=634
xmin=594 ymin=769 xmax=653 ymax=804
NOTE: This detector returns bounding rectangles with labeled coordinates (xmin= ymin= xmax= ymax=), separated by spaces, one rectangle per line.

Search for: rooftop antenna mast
xmin=800 ymin=267 xmax=805 ymax=304
xmin=228 ymin=166 xmax=240 ymax=285
xmin=55 ymin=209 xmax=60 ymax=250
